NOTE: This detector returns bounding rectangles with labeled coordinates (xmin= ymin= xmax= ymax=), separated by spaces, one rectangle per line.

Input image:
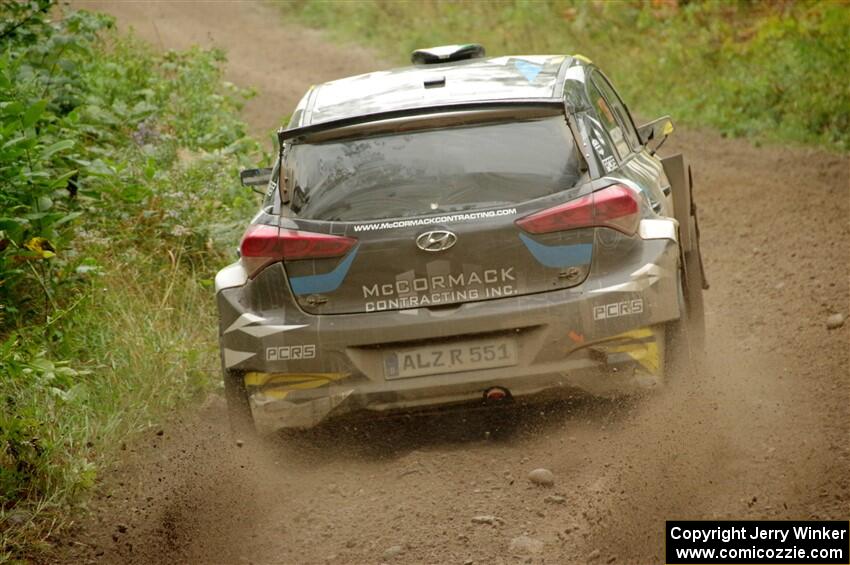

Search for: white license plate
xmin=383 ymin=338 xmax=518 ymax=380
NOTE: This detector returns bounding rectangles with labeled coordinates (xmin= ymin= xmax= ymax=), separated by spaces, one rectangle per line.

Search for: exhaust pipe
xmin=484 ymin=386 xmax=510 ymax=402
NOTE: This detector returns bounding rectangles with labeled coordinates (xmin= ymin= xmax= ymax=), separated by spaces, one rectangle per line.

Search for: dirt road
xmin=59 ymin=2 xmax=849 ymax=564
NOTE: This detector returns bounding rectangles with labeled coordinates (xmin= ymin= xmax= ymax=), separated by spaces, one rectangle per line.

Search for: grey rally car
xmin=216 ymin=44 xmax=707 ymax=433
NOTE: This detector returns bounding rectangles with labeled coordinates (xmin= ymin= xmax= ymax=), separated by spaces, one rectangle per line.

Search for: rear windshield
xmin=283 ymin=116 xmax=584 ymax=222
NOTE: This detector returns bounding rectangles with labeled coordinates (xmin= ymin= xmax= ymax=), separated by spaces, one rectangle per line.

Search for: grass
xmin=0 ymin=4 xmax=263 ymax=560
xmin=282 ymin=0 xmax=850 ymax=151
xmin=1 ymin=266 xmax=218 ymax=558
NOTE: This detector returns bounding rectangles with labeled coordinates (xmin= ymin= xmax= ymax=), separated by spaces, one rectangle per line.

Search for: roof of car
xmin=301 ymin=55 xmax=573 ymax=126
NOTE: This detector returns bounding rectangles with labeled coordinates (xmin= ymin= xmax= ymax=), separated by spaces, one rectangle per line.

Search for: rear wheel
xmin=683 ymin=249 xmax=706 ymax=354
xmin=665 ymin=249 xmax=706 ymax=379
xmin=223 ymin=370 xmax=256 ymax=439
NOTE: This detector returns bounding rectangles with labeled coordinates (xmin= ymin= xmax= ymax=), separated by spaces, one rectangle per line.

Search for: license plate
xmin=383 ymin=338 xmax=518 ymax=380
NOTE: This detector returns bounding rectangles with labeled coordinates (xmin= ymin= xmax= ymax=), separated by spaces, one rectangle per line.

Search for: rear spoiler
xmin=277 ymin=99 xmax=565 ymax=145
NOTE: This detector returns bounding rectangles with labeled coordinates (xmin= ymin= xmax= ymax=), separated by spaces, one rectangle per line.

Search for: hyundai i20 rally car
xmin=216 ymin=44 xmax=707 ymax=433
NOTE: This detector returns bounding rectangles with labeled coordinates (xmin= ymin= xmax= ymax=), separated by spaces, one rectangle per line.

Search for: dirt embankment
xmin=57 ymin=2 xmax=849 ymax=564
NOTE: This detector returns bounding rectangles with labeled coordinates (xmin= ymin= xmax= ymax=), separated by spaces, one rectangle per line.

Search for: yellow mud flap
xmin=591 ymin=326 xmax=666 ymax=383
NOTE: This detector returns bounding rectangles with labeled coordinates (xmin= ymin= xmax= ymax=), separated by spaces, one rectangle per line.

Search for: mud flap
xmin=590 ymin=326 xmax=666 ymax=387
xmin=661 ymin=153 xmax=709 ymax=290
xmin=688 ymin=166 xmax=710 ymax=290
xmin=662 ymin=154 xmax=707 ymax=357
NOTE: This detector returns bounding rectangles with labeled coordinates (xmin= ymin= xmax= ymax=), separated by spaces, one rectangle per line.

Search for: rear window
xmin=283 ymin=117 xmax=584 ymax=222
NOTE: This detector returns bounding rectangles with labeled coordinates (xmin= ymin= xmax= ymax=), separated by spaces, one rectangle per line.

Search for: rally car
xmin=216 ymin=44 xmax=707 ymax=434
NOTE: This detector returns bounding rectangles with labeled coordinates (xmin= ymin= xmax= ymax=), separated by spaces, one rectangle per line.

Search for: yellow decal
xmin=572 ymin=53 xmax=593 ymax=64
xmin=244 ymin=372 xmax=349 ymax=400
xmin=244 ymin=371 xmax=347 ymax=387
xmin=593 ymin=327 xmax=663 ymax=375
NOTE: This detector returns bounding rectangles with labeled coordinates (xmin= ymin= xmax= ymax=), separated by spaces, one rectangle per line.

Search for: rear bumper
xmin=247 ymin=347 xmax=667 ymax=431
xmin=217 ymin=220 xmax=681 ymax=430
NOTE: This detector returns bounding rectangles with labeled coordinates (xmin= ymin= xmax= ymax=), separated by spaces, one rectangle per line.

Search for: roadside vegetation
xmin=0 ymin=1 xmax=262 ymax=559
xmin=286 ymin=0 xmax=850 ymax=150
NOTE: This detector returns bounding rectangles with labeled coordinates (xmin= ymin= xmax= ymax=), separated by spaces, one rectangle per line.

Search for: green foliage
xmin=286 ymin=0 xmax=850 ymax=150
xmin=0 ymin=1 xmax=263 ymax=558
xmin=0 ymin=5 xmax=257 ymax=329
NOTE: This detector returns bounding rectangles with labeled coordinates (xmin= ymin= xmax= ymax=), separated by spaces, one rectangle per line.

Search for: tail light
xmin=516 ymin=184 xmax=641 ymax=236
xmin=239 ymin=224 xmax=357 ymax=277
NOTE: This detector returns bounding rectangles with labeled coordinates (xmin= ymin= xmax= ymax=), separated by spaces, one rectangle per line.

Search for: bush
xmin=0 ymin=1 xmax=262 ymax=558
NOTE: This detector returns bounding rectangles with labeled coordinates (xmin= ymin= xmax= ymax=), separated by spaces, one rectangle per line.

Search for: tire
xmin=664 ymin=276 xmax=692 ymax=379
xmin=665 ymin=249 xmax=706 ymax=379
xmin=683 ymin=248 xmax=706 ymax=354
xmin=223 ymin=370 xmax=256 ymax=439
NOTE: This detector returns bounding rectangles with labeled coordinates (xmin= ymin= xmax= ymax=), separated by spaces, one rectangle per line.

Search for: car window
xmin=586 ymin=78 xmax=629 ymax=160
xmin=592 ymin=71 xmax=642 ymax=152
xmin=283 ymin=117 xmax=586 ymax=222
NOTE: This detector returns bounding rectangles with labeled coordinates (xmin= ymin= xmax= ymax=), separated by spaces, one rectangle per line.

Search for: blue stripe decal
xmin=289 ymin=244 xmax=359 ymax=295
xmin=519 ymin=233 xmax=592 ymax=268
xmin=514 ymin=60 xmax=542 ymax=82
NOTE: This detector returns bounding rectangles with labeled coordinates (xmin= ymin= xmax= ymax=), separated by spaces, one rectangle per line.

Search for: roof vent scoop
xmin=411 ymin=43 xmax=486 ymax=65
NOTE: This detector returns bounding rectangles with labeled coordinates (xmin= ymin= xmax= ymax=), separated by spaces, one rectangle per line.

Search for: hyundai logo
xmin=416 ymin=230 xmax=457 ymax=252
